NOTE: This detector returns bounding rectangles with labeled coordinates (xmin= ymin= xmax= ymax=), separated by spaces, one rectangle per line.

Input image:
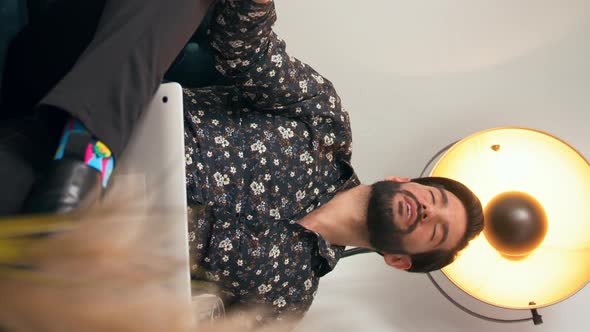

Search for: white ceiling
xmin=272 ymin=1 xmax=590 ymax=331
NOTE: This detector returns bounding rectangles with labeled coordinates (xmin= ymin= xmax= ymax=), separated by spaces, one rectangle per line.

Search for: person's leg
xmin=0 ymin=0 xmax=105 ymax=121
xmin=14 ymin=0 xmax=213 ymax=213
xmin=40 ymin=0 xmax=214 ymax=157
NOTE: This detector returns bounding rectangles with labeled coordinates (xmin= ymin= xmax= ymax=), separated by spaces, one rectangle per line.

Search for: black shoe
xmin=22 ymin=159 xmax=102 ymax=214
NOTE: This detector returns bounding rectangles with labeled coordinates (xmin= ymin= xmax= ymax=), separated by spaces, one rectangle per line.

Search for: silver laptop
xmin=109 ymin=82 xmax=191 ymax=306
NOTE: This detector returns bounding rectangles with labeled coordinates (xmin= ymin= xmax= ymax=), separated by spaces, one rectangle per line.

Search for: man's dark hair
xmin=405 ymin=177 xmax=484 ymax=273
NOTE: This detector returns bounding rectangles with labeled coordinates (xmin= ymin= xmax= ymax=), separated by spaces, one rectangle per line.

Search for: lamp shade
xmin=430 ymin=127 xmax=590 ymax=309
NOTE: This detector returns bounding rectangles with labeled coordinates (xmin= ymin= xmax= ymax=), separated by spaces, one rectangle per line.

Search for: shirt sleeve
xmin=208 ymin=0 xmax=339 ymax=112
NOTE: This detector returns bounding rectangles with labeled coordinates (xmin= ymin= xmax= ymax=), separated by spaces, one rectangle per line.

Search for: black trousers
xmin=0 ymin=0 xmax=213 ymax=215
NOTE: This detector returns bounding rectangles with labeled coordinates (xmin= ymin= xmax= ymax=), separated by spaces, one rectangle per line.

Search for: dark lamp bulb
xmin=483 ymin=191 xmax=548 ymax=258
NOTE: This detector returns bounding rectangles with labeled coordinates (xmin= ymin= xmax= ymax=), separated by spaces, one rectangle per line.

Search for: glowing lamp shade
xmin=430 ymin=127 xmax=590 ymax=309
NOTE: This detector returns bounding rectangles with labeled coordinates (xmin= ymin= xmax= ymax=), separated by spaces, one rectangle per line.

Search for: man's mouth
xmin=403 ymin=195 xmax=417 ymax=228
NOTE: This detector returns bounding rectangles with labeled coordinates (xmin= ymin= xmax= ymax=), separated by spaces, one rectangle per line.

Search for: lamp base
xmin=531 ymin=308 xmax=543 ymax=325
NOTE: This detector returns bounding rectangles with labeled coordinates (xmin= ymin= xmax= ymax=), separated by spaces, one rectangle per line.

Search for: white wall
xmin=272 ymin=1 xmax=590 ymax=331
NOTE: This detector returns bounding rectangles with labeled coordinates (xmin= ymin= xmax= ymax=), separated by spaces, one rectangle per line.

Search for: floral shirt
xmin=183 ymin=0 xmax=359 ymax=320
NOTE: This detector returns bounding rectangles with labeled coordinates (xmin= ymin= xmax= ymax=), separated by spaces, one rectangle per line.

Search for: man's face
xmin=367 ymin=180 xmax=468 ymax=256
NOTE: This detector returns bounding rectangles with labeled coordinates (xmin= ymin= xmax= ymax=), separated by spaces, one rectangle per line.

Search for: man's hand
xmin=253 ymin=0 xmax=271 ymax=3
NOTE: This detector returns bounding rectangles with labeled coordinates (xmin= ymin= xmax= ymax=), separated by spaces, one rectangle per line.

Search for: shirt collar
xmin=304 ymin=168 xmax=361 ymax=276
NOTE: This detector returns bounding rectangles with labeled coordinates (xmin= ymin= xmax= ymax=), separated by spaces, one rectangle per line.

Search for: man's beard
xmin=366 ymin=181 xmax=422 ymax=254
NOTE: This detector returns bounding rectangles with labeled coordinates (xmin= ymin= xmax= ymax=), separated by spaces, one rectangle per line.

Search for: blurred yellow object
xmin=0 ymin=213 xmax=78 ymax=281
xmin=431 ymin=127 xmax=590 ymax=309
xmin=0 ymin=203 xmax=195 ymax=332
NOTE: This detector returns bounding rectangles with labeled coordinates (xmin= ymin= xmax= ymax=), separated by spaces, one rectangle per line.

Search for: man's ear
xmin=383 ymin=253 xmax=412 ymax=270
xmin=383 ymin=176 xmax=411 ymax=183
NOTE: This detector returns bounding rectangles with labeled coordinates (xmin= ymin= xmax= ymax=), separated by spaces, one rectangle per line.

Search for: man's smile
xmin=404 ymin=194 xmax=419 ymax=228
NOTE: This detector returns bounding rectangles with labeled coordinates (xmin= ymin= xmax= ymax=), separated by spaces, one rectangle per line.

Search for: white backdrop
xmin=270 ymin=1 xmax=590 ymax=331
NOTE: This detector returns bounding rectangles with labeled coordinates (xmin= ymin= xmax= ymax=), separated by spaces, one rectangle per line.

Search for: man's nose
xmin=420 ymin=202 xmax=434 ymax=223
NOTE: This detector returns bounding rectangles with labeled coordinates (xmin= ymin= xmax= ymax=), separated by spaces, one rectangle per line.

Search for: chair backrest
xmin=164 ymin=3 xmax=225 ymax=88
